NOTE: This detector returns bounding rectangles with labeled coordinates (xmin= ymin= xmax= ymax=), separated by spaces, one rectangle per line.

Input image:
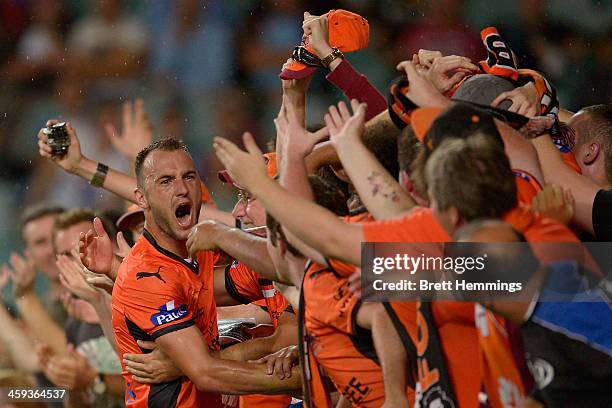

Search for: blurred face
xmin=23 ymin=215 xmax=60 ymax=279
xmin=231 ymin=190 xmax=266 ymax=231
xmin=139 ymin=150 xmax=202 ymax=242
xmin=54 ymin=221 xmax=93 ymax=258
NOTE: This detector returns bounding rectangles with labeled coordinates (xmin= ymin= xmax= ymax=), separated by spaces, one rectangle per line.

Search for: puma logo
xmin=136 ymin=266 xmax=166 ymax=283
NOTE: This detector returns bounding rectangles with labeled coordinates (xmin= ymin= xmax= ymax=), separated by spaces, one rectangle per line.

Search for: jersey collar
xmin=143 ymin=229 xmax=199 ymax=275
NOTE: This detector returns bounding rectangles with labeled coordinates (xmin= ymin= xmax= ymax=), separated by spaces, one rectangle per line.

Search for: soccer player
xmin=111 ymin=138 xmax=300 ymax=407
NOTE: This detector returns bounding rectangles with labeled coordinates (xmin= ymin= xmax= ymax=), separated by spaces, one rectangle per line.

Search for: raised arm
xmin=214 ymin=133 xmax=363 ymax=266
xmin=187 ymin=221 xmax=277 ymax=281
xmin=531 ymin=134 xmax=600 ymax=234
xmin=38 ymin=120 xmax=138 ymax=202
xmin=325 ymin=99 xmax=416 ymax=219
xmin=4 ymin=252 xmax=67 ymax=355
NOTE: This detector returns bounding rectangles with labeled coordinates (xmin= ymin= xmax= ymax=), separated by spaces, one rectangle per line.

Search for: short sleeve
xmin=593 ymin=189 xmax=612 ymax=241
xmin=362 ymin=207 xmax=450 ymax=242
xmin=122 ymin=267 xmax=195 ymax=340
xmin=224 ymin=261 xmax=261 ymax=304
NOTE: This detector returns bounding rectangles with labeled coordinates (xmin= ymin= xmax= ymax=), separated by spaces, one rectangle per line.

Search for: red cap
xmin=280 ymin=9 xmax=369 ymax=80
xmin=116 ymin=204 xmax=144 ymax=231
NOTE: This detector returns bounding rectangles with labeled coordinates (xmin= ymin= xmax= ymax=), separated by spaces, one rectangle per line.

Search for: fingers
xmin=267 ymin=357 xmax=280 ymax=377
xmin=281 ymin=356 xmax=293 ymax=379
xmin=432 ymin=55 xmax=479 ymax=73
xmin=125 ymin=365 xmax=152 ymax=379
xmin=93 ymin=217 xmax=109 ymax=239
xmin=491 ymin=91 xmax=512 ymax=108
xmin=122 ymin=100 xmax=133 ymax=134
xmin=136 ymin=340 xmax=157 ymax=350
xmin=242 ymin=132 xmax=263 ymax=157
xmin=328 ymin=105 xmax=343 ymax=128
xmin=337 ymin=101 xmax=351 ymax=121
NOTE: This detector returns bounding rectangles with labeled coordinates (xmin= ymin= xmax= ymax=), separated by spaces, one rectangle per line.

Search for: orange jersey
xmin=513 ymin=170 xmax=542 ymax=206
xmin=303 ymin=211 xmax=414 ymax=407
xmin=224 ymin=261 xmax=292 ymax=326
xmin=112 ymin=230 xmax=222 ymax=408
xmin=224 ymin=261 xmax=294 ymax=408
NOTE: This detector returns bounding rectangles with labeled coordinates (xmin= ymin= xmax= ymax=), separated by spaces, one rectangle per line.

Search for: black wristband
xmin=90 ymin=162 xmax=109 ymax=188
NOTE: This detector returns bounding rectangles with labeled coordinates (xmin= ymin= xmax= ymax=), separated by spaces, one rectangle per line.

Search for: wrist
xmin=312 ymin=43 xmax=333 ymax=59
xmin=72 ymin=157 xmax=96 ymax=179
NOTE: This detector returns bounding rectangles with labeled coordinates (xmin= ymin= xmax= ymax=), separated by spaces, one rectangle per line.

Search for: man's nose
xmin=174 ymin=178 xmax=189 ymax=196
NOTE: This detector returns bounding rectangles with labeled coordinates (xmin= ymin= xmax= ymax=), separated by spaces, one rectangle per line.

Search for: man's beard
xmin=149 ymin=205 xmax=184 ymax=241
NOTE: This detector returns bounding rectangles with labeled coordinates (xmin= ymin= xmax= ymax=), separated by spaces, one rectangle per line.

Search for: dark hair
xmin=425 ymin=135 xmax=517 ymax=221
xmin=577 ymin=104 xmax=612 ymax=183
xmin=134 ymin=138 xmax=190 ymax=187
xmin=362 ymin=119 xmax=400 ymax=180
xmin=266 ymin=173 xmax=349 ymax=255
xmin=21 ymin=204 xmax=64 ymax=235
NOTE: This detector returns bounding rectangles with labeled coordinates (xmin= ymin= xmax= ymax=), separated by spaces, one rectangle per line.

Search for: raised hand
xmin=532 ymin=185 xmax=574 ymax=226
xmin=37 ymin=121 xmax=84 ymax=174
xmin=426 ymin=55 xmax=479 ymax=93
xmin=3 ymin=251 xmax=36 ymax=297
xmin=324 ymin=99 xmax=367 ymax=148
xmin=42 ymin=344 xmax=96 ymax=390
xmin=105 ymin=99 xmax=154 ymax=161
xmin=79 ymin=217 xmax=114 ymax=277
xmin=56 ymin=254 xmax=101 ymax=303
xmin=492 ymin=82 xmax=540 ymax=117
xmin=279 ymin=95 xmax=329 ymax=159
xmin=396 ymin=60 xmax=450 ymax=108
xmin=213 ymin=132 xmax=268 ymax=194
xmin=302 ymin=11 xmax=331 ymax=58
xmin=186 ymin=220 xmax=226 ymax=259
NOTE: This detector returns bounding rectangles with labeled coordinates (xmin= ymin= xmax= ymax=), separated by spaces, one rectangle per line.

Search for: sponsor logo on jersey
xmin=150 ymin=300 xmax=189 ymax=326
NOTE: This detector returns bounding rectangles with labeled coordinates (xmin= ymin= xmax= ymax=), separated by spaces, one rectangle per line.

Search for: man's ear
xmin=582 ymin=142 xmax=600 ymax=165
xmin=134 ymin=187 xmax=149 ymax=210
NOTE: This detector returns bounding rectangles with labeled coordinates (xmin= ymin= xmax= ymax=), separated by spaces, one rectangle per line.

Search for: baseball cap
xmin=116 ymin=204 xmax=144 ymax=231
xmin=411 ymin=103 xmax=505 ymax=151
xmin=279 ymin=9 xmax=369 ymax=80
xmin=218 ymin=152 xmax=278 ymax=190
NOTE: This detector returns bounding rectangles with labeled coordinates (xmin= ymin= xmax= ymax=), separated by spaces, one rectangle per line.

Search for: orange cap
xmin=411 ymin=107 xmax=444 ymax=145
xmin=218 ymin=152 xmax=278 ymax=190
xmin=280 ymin=9 xmax=369 ymax=80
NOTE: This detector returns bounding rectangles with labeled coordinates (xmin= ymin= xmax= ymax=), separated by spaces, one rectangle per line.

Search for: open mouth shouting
xmin=174 ymin=201 xmax=194 ymax=229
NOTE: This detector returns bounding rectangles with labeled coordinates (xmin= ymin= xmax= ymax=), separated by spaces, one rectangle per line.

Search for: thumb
xmin=136 ymin=340 xmax=157 ymax=350
xmin=310 ymin=126 xmax=330 ymax=144
xmin=491 ymin=91 xmax=511 ymax=108
xmin=93 ymin=217 xmax=109 ymax=239
xmin=402 ymin=61 xmax=419 ymax=83
xmin=303 ymin=11 xmax=311 ymax=19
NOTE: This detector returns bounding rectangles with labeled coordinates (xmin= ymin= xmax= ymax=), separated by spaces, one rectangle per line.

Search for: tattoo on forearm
xmin=367 ymin=171 xmax=400 ymax=203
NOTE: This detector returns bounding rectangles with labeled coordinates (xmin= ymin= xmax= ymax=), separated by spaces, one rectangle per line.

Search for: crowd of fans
xmin=0 ymin=1 xmax=610 ymax=407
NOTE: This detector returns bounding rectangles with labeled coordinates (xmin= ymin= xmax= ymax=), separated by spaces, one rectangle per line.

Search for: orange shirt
xmin=224 ymin=261 xmax=293 ymax=408
xmin=224 ymin=261 xmax=292 ymax=326
xmin=112 ymin=230 xmax=222 ymax=408
xmin=360 ymin=205 xmax=581 ymax=407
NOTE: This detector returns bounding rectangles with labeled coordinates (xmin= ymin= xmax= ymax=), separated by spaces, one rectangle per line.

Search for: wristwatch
xmin=320 ymin=48 xmax=344 ymax=69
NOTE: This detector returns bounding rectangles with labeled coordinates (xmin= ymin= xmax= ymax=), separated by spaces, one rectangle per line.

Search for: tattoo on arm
xmin=367 ymin=171 xmax=400 ymax=203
